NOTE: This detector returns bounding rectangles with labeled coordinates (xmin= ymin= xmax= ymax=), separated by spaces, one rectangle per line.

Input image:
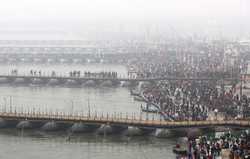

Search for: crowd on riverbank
xmin=182 ymin=131 xmax=250 ymax=159
xmin=128 ymin=39 xmax=250 ymax=122
xmin=132 ymin=59 xmax=241 ymax=80
xmin=129 ymin=39 xmax=249 ymax=80
xmin=141 ymin=80 xmax=250 ymax=121
xmin=133 ymin=61 xmax=231 ymax=79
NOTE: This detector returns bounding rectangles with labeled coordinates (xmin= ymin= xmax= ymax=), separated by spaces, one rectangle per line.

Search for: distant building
xmin=239 ymin=40 xmax=250 ymax=46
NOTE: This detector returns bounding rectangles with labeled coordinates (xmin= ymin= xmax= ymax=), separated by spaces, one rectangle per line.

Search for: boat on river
xmin=140 ymin=104 xmax=159 ymax=113
xmin=134 ymin=96 xmax=145 ymax=102
xmin=130 ymin=89 xmax=140 ymax=96
xmin=173 ymin=144 xmax=188 ymax=158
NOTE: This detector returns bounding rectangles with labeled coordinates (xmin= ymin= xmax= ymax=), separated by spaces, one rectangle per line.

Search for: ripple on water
xmin=0 ymin=129 xmax=176 ymax=159
xmin=0 ymin=64 xmax=170 ymax=158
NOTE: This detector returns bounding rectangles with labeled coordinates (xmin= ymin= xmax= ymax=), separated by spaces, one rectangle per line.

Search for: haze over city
xmin=0 ymin=0 xmax=249 ymax=40
xmin=1 ymin=0 xmax=250 ymax=159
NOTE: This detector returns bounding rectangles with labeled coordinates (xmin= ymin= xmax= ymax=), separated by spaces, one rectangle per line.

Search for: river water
xmin=0 ymin=129 xmax=176 ymax=159
xmin=0 ymin=63 xmax=176 ymax=159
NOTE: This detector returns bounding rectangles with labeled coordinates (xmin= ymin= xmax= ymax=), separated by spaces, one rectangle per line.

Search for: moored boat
xmin=130 ymin=89 xmax=140 ymax=96
xmin=140 ymin=104 xmax=159 ymax=113
xmin=134 ymin=96 xmax=145 ymax=102
xmin=172 ymin=144 xmax=188 ymax=157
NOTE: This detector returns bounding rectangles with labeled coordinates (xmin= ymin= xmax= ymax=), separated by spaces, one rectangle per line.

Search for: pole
xmin=240 ymin=74 xmax=243 ymax=99
xmin=71 ymin=100 xmax=74 ymax=116
xmin=88 ymin=98 xmax=90 ymax=117
xmin=10 ymin=96 xmax=12 ymax=113
xmin=4 ymin=97 xmax=6 ymax=113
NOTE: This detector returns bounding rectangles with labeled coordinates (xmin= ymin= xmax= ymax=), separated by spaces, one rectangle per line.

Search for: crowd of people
xmin=68 ymin=71 xmax=118 ymax=78
xmin=29 ymin=70 xmax=56 ymax=77
xmin=10 ymin=69 xmax=18 ymax=75
xmin=132 ymin=56 xmax=240 ymax=79
xmin=69 ymin=70 xmax=81 ymax=77
xmin=182 ymin=131 xmax=250 ymax=159
xmin=82 ymin=71 xmax=118 ymax=78
xmin=128 ymin=40 xmax=249 ymax=80
xmin=129 ymin=40 xmax=250 ymax=122
xmin=129 ymin=40 xmax=250 ymax=158
xmin=28 ymin=70 xmax=119 ymax=79
xmin=69 ymin=71 xmax=118 ymax=78
xmin=142 ymin=81 xmax=209 ymax=121
xmin=30 ymin=69 xmax=42 ymax=76
xmin=142 ymin=79 xmax=250 ymax=121
xmin=9 ymin=69 xmax=119 ymax=79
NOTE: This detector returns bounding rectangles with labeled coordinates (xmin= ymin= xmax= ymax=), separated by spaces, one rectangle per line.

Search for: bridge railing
xmin=0 ymin=73 xmax=240 ymax=82
xmin=0 ymin=104 xmax=160 ymax=123
xmin=1 ymin=73 xmax=132 ymax=80
xmin=0 ymin=105 xmax=250 ymax=127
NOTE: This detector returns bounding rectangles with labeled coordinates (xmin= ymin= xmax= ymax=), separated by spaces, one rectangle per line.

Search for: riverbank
xmin=175 ymin=130 xmax=250 ymax=159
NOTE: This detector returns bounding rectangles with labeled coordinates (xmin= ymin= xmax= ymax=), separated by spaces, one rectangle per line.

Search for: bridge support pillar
xmin=16 ymin=120 xmax=33 ymax=129
xmin=14 ymin=78 xmax=28 ymax=85
xmin=0 ymin=77 xmax=10 ymax=84
xmin=124 ymin=126 xmax=155 ymax=136
xmin=65 ymin=79 xmax=81 ymax=86
xmin=82 ymin=80 xmax=96 ymax=87
xmin=96 ymin=124 xmax=127 ymax=135
xmin=41 ymin=121 xmax=72 ymax=131
xmin=47 ymin=79 xmax=60 ymax=85
xmin=31 ymin=78 xmax=46 ymax=85
xmin=0 ymin=119 xmax=19 ymax=128
xmin=121 ymin=81 xmax=139 ymax=87
xmin=124 ymin=126 xmax=143 ymax=136
xmin=139 ymin=127 xmax=155 ymax=135
xmin=70 ymin=123 xmax=99 ymax=133
xmin=96 ymin=124 xmax=112 ymax=135
xmin=100 ymin=80 xmax=113 ymax=87
xmin=0 ymin=118 xmax=7 ymax=128
xmin=154 ymin=129 xmax=172 ymax=138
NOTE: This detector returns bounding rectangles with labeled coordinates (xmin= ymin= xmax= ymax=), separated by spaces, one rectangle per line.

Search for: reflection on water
xmin=0 ymin=63 xmax=167 ymax=158
xmin=0 ymin=86 xmax=141 ymax=114
xmin=0 ymin=63 xmax=142 ymax=114
xmin=0 ymin=64 xmax=139 ymax=114
xmin=0 ymin=129 xmax=176 ymax=159
xmin=0 ymin=85 xmax=160 ymax=121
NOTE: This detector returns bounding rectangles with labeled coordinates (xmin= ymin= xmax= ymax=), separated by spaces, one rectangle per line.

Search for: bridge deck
xmin=0 ymin=74 xmax=238 ymax=82
xmin=0 ymin=111 xmax=249 ymax=129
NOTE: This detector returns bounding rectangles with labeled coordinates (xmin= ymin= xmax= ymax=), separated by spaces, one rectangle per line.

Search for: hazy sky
xmin=0 ymin=0 xmax=247 ymax=20
xmin=0 ymin=0 xmax=249 ymax=39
